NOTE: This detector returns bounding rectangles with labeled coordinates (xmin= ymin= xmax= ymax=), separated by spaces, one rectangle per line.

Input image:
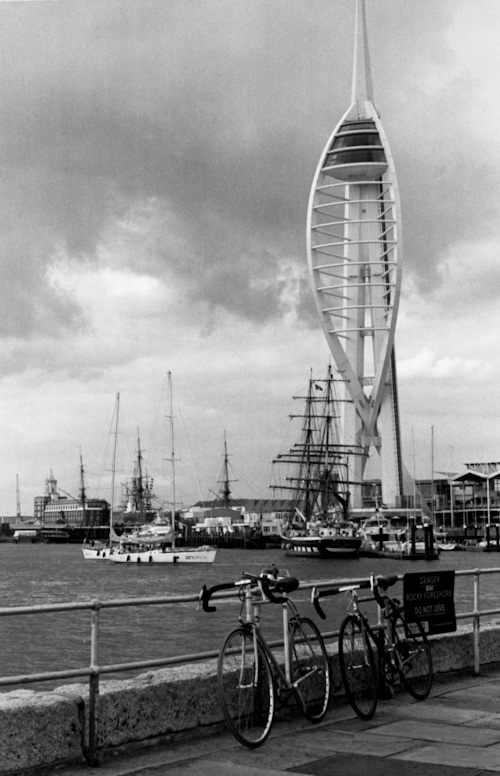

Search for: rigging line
xmin=142 ymin=376 xmax=169 ymax=475
xmin=174 ymin=396 xmax=205 ymax=508
xmin=91 ymin=398 xmax=120 ymax=499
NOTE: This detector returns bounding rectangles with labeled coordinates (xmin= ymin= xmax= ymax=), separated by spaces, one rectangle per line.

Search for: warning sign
xmin=403 ymin=570 xmax=456 ymax=635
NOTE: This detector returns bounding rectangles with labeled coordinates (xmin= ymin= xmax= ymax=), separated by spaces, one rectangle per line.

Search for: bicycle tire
xmin=217 ymin=626 xmax=275 ymax=748
xmin=391 ymin=610 xmax=433 ymax=700
xmin=339 ymin=614 xmax=378 ymax=720
xmin=289 ymin=616 xmax=330 ymax=722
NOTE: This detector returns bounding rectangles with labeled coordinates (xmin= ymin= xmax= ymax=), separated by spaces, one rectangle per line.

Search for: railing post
xmin=375 ymin=596 xmax=391 ymax=699
xmin=87 ymin=600 xmax=101 ymax=766
xmin=473 ymin=570 xmax=480 ymax=676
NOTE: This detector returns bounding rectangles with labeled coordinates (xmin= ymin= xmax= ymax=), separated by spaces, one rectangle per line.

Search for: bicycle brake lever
xmin=311 ymin=588 xmax=327 ymax=620
xmin=200 ymin=584 xmax=216 ymax=613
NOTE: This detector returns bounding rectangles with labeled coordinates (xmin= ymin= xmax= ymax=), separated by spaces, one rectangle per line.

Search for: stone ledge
xmin=0 ymin=689 xmax=84 ymax=774
xmin=1 ymin=624 xmax=500 ymax=775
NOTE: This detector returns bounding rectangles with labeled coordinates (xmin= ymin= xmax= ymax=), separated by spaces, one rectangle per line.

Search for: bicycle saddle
xmin=376 ymin=574 xmax=399 ymax=590
xmin=271 ymin=576 xmax=300 ymax=594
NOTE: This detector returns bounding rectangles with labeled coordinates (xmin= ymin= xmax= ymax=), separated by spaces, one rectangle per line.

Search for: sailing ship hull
xmin=282 ymin=535 xmax=361 ymax=559
xmin=108 ymin=547 xmax=217 ymax=564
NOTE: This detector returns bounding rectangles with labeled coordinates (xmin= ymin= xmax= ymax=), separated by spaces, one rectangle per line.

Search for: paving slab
xmin=276 ymin=724 xmax=417 ymax=757
xmin=387 ymin=699 xmax=492 ymax=725
xmin=202 ymin=737 xmax=340 ymax=770
xmin=133 ymin=761 xmax=302 ymax=776
xmin=393 ymin=742 xmax=500 ymax=772
xmin=287 ymin=752 xmax=487 ymax=776
xmin=368 ymin=718 xmax=500 ymax=746
xmin=435 ymin=686 xmax=500 ymax=712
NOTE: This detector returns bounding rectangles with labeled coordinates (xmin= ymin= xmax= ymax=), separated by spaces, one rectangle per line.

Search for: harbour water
xmin=1 ymin=543 xmax=500 ymax=690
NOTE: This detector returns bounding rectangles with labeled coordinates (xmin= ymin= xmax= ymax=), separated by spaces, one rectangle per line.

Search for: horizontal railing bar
xmin=0 ymin=593 xmax=203 ymax=617
xmin=0 ymin=667 xmax=94 ymax=686
xmin=2 ymin=569 xmax=500 ymax=692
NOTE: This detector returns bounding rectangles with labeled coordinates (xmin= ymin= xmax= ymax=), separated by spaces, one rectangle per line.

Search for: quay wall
xmin=2 ymin=623 xmax=500 ymax=775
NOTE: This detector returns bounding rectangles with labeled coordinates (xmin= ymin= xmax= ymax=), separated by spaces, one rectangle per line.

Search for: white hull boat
xmin=82 ymin=546 xmax=116 ymax=560
xmin=108 ymin=546 xmax=217 ymax=564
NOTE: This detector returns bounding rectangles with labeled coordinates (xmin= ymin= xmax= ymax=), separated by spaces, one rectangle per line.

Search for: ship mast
xmin=135 ymin=432 xmax=145 ymax=524
xmin=218 ymin=431 xmax=234 ymax=508
xmin=273 ymin=368 xmax=365 ymax=524
xmin=167 ymin=371 xmax=176 ymax=549
xmin=109 ymin=393 xmax=120 ymax=539
xmin=16 ymin=474 xmax=21 ymax=519
xmin=79 ymin=452 xmax=87 ymax=527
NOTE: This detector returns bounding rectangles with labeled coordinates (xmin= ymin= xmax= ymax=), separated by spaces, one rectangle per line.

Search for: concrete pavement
xmin=56 ymin=668 xmax=500 ymax=776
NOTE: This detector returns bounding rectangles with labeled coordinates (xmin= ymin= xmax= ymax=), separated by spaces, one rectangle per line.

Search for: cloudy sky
xmin=1 ymin=0 xmax=499 ymax=516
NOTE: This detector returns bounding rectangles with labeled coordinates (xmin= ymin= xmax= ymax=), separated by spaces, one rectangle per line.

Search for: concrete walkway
xmin=57 ymin=669 xmax=500 ymax=776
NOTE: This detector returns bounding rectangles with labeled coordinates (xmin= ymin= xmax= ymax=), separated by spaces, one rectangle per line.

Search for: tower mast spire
xmin=351 ymin=0 xmax=375 ymax=109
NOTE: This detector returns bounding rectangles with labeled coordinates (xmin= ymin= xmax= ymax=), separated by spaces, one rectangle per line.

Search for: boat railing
xmin=0 ymin=567 xmax=498 ymax=763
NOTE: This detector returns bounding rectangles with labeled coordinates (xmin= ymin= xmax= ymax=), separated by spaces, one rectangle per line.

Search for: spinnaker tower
xmin=306 ymin=0 xmax=403 ymax=508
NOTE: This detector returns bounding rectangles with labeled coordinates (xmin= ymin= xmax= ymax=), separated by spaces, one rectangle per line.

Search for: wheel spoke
xmin=217 ymin=628 xmax=275 ymax=747
xmin=290 ymin=617 xmax=330 ymax=722
xmin=392 ymin=612 xmax=433 ymax=700
xmin=339 ymin=614 xmax=377 ymax=720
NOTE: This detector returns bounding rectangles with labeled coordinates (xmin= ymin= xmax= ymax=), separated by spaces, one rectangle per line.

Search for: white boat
xmin=359 ymin=511 xmax=404 ymax=551
xmin=438 ymin=542 xmax=457 ymax=552
xmin=109 ymin=372 xmax=217 ymax=565
xmin=436 ymin=532 xmax=457 ymax=552
xmin=82 ymin=528 xmax=122 ymax=559
xmin=107 ymin=545 xmax=217 ymax=564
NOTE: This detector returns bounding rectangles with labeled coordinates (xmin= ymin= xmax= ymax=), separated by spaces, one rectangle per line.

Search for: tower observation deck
xmin=306 ymin=0 xmax=403 ymax=508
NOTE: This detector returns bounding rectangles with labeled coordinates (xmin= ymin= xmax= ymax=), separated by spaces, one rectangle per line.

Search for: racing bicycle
xmin=201 ymin=567 xmax=330 ymax=747
xmin=312 ymin=573 xmax=432 ymax=720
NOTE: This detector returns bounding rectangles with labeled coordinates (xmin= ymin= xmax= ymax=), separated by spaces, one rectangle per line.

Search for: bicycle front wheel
xmin=290 ymin=616 xmax=330 ymax=722
xmin=391 ymin=611 xmax=433 ymax=700
xmin=339 ymin=614 xmax=378 ymax=720
xmin=217 ymin=627 xmax=275 ymax=748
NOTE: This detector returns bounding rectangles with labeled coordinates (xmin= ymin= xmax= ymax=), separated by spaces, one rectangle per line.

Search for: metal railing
xmin=0 ymin=567 xmax=499 ymax=765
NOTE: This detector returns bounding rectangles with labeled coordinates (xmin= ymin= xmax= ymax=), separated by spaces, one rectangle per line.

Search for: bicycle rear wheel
xmin=391 ymin=611 xmax=433 ymax=700
xmin=217 ymin=627 xmax=275 ymax=748
xmin=289 ymin=616 xmax=330 ymax=722
xmin=339 ymin=614 xmax=378 ymax=720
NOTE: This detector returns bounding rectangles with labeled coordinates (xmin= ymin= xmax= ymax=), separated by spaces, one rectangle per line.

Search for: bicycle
xmin=312 ymin=573 xmax=432 ymax=720
xmin=200 ymin=567 xmax=330 ymax=747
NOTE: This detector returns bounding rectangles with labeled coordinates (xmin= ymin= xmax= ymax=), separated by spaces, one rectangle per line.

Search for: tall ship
xmin=273 ymin=367 xmax=365 ymax=559
xmin=118 ymin=434 xmax=157 ymax=528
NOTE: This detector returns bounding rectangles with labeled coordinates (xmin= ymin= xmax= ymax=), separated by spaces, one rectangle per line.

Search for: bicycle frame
xmin=339 ymin=585 xmax=393 ymax=692
xmin=238 ymin=579 xmax=301 ymax=692
xmin=313 ymin=576 xmax=417 ymax=693
xmin=202 ymin=569 xmax=331 ymax=746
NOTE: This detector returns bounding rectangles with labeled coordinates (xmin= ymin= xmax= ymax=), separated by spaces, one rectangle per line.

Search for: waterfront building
xmin=364 ymin=466 xmax=500 ymax=535
xmin=34 ymin=470 xmax=59 ymax=521
xmin=43 ymin=496 xmax=109 ymax=528
xmin=182 ymin=498 xmax=293 ymax=537
xmin=34 ymin=471 xmax=109 ymax=529
xmin=306 ymin=0 xmax=403 ymax=509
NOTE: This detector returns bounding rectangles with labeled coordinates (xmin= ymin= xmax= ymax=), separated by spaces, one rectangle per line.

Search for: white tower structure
xmin=306 ymin=0 xmax=403 ymax=508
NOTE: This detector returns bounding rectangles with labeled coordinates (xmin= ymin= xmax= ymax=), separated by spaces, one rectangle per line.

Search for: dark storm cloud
xmin=1 ymin=0 xmax=494 ymax=342
xmin=390 ymin=78 xmax=500 ymax=294
xmin=0 ymin=0 xmax=354 ymax=340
